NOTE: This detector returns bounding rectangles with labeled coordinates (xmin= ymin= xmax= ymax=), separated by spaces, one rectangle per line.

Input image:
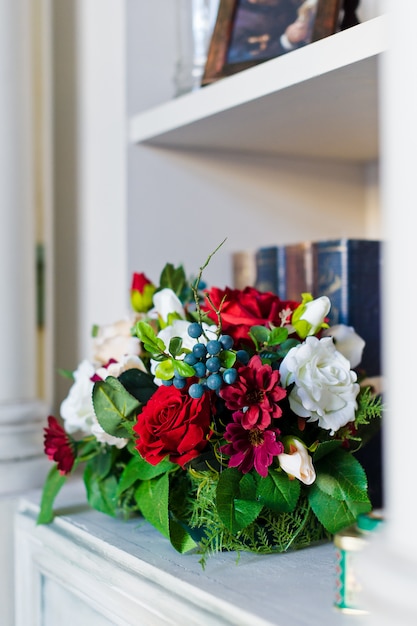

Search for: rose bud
xmin=130 ymin=272 xmax=156 ymax=312
xmin=291 ymin=294 xmax=330 ymax=339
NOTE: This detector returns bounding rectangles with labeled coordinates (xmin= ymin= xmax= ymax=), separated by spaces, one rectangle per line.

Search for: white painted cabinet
xmin=15 ymin=483 xmax=355 ymax=626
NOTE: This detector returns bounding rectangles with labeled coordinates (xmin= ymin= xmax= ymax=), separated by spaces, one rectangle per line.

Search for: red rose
xmin=133 ymin=385 xmax=214 ymax=468
xmin=203 ymin=286 xmax=299 ymax=346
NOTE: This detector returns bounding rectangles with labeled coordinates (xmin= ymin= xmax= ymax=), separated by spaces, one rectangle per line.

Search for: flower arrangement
xmin=38 ymin=244 xmax=382 ymax=564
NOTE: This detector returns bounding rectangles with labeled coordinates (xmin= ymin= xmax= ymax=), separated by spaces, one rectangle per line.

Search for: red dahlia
xmin=220 ymin=355 xmax=286 ymax=430
xmin=44 ymin=415 xmax=75 ymax=475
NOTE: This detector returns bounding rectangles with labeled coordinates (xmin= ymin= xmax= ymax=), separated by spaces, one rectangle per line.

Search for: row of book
xmin=232 ymin=239 xmax=382 ymax=378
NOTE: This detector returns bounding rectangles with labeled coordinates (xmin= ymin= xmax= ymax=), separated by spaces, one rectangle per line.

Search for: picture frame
xmin=202 ymin=0 xmax=342 ymax=85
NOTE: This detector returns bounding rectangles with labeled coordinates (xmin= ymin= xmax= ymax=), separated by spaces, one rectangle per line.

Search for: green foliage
xmin=117 ymin=455 xmax=175 ymax=495
xmin=135 ymin=321 xmax=166 ymax=355
xmin=92 ymin=376 xmax=139 ymax=439
xmin=118 ymin=369 xmax=157 ymax=405
xmin=308 ymin=449 xmax=371 ymax=533
xmin=159 ymin=263 xmax=187 ymax=296
xmin=256 ymin=471 xmax=300 ymax=513
xmin=174 ymin=471 xmax=329 ymax=566
xmin=37 ymin=464 xmax=70 ymax=524
xmin=216 ymin=468 xmax=263 ymax=533
xmin=84 ymin=462 xmax=119 ymax=517
xmin=135 ymin=473 xmax=170 ymax=538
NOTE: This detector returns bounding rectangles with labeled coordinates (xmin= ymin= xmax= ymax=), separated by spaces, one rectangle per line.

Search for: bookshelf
xmin=126 ymin=14 xmax=384 ymax=289
xmin=129 ymin=16 xmax=384 ymax=161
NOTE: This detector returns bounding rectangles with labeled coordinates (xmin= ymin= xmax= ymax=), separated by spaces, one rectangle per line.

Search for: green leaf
xmin=314 ymin=449 xmax=370 ymax=502
xmin=57 ymin=368 xmax=74 ymax=381
xmin=216 ymin=468 xmax=263 ymax=534
xmin=155 ymin=359 xmax=175 ymax=380
xmin=168 ymin=519 xmax=197 ymax=554
xmin=118 ymin=369 xmax=157 ymax=405
xmin=93 ymin=376 xmax=140 ymax=437
xmin=249 ymin=326 xmax=270 ymax=346
xmin=135 ymin=321 xmax=166 ymax=354
xmin=88 ymin=447 xmax=115 ymax=480
xmin=159 ymin=263 xmax=187 ymax=296
xmin=312 ymin=440 xmax=342 ymax=463
xmin=276 ymin=338 xmax=300 ymax=358
xmin=219 ymin=350 xmax=236 ymax=368
xmin=174 ymin=360 xmax=195 ymax=377
xmin=256 ymin=471 xmax=300 ymax=513
xmin=169 ymin=336 xmax=183 ymax=357
xmin=135 ymin=473 xmax=170 ymax=538
xmin=268 ymin=327 xmax=289 ymax=346
xmin=117 ymin=455 xmax=174 ymax=495
xmin=83 ymin=465 xmax=118 ymax=517
xmin=308 ymin=450 xmax=372 ymax=534
xmin=308 ymin=486 xmax=371 ymax=534
xmin=37 ymin=464 xmax=69 ymax=524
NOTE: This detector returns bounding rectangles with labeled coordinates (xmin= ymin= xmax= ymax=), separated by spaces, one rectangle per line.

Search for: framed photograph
xmin=202 ymin=0 xmax=342 ymax=85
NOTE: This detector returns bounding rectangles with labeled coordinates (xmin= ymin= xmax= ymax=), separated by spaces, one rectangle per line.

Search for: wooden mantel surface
xmin=15 ymin=480 xmax=360 ymax=626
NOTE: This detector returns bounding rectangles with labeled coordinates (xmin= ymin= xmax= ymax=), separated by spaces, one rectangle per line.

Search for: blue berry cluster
xmin=162 ymin=322 xmax=250 ymax=399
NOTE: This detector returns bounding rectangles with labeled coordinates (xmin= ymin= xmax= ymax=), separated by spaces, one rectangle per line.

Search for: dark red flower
xmin=44 ymin=416 xmax=75 ymax=475
xmin=133 ymin=385 xmax=214 ymax=468
xmin=220 ymin=411 xmax=284 ymax=477
xmin=220 ymin=355 xmax=286 ymax=430
xmin=202 ymin=286 xmax=299 ymax=347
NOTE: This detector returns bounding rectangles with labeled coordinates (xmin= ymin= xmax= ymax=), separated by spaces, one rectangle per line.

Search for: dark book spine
xmin=255 ymin=246 xmax=279 ymax=294
xmin=314 ymin=239 xmax=382 ymax=377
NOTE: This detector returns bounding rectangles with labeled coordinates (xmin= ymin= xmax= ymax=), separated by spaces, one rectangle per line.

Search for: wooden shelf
xmin=129 ymin=17 xmax=385 ymax=162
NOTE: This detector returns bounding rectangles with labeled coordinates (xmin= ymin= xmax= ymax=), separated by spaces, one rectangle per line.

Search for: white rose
xmin=322 ymin=324 xmax=365 ymax=369
xmin=279 ymin=336 xmax=360 ymax=435
xmin=151 ymin=288 xmax=185 ymax=322
xmin=92 ymin=316 xmax=141 ymax=365
xmin=60 ymin=359 xmax=96 ymax=436
xmin=95 ymin=354 xmax=147 ymax=380
xmin=278 ymin=438 xmax=316 ymax=485
xmin=150 ymin=319 xmax=217 ymax=383
xmin=299 ymin=296 xmax=331 ymax=335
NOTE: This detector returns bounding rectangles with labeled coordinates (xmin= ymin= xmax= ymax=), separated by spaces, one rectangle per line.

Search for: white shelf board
xmin=129 ymin=16 xmax=386 ymax=162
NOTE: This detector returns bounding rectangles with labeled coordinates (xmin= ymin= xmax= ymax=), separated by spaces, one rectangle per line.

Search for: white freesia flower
xmin=322 ymin=324 xmax=365 ymax=369
xmin=150 ymin=319 xmax=217 ymax=383
xmin=92 ymin=316 xmax=141 ymax=365
xmin=278 ymin=438 xmax=316 ymax=485
xmin=60 ymin=359 xmax=96 ymax=436
xmin=151 ymin=288 xmax=185 ymax=322
xmin=299 ymin=296 xmax=331 ymax=335
xmin=279 ymin=336 xmax=360 ymax=435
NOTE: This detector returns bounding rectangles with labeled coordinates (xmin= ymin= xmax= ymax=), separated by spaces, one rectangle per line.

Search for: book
xmin=232 ymin=250 xmax=256 ymax=290
xmin=255 ymin=246 xmax=283 ymax=295
xmin=254 ymin=242 xmax=315 ymax=300
xmin=284 ymin=241 xmax=316 ymax=301
xmin=313 ymin=238 xmax=382 ymax=378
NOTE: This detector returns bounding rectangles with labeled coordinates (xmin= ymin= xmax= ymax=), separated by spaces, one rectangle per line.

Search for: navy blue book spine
xmin=314 ymin=239 xmax=382 ymax=377
xmin=255 ymin=246 xmax=285 ymax=297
